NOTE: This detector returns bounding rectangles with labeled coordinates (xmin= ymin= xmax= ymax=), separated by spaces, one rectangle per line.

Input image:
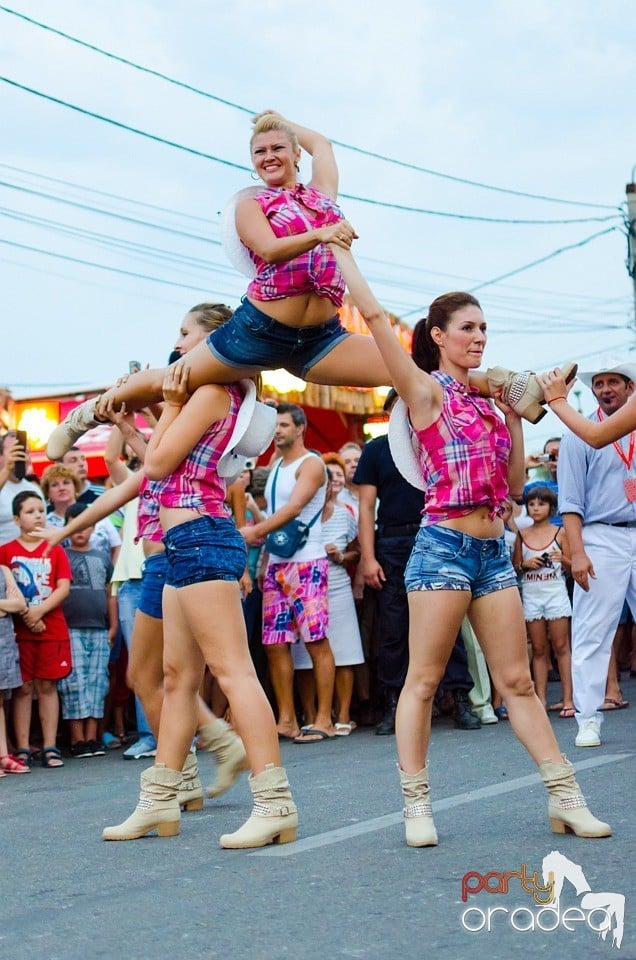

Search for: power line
xmin=0 ymin=76 xmax=620 ymax=226
xmin=398 ymin=226 xmax=620 ymax=317
xmin=0 ymin=237 xmax=213 ymax=292
xmin=0 ymin=161 xmax=217 ymax=226
xmin=0 ymin=179 xmax=220 ymax=244
xmin=0 ymin=3 xmax=618 ymax=212
xmin=469 ymin=226 xmax=620 ymax=292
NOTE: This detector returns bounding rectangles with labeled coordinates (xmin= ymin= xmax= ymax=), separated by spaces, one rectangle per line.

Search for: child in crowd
xmin=0 ymin=492 xmax=72 ymax=768
xmin=58 ymin=504 xmax=118 ymax=758
xmin=0 ymin=561 xmax=30 ymax=774
xmin=513 ymin=486 xmax=574 ymax=717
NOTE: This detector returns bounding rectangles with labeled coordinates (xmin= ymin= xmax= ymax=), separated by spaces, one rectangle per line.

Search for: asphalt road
xmin=1 ymin=678 xmax=634 ymax=960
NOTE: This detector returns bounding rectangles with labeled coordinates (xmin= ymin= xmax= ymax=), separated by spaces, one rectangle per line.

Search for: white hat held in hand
xmin=217 ymin=380 xmax=276 ymax=486
xmin=388 ymin=397 xmax=426 ymax=491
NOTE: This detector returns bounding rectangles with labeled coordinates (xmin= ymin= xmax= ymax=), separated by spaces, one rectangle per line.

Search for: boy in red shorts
xmin=0 ymin=492 xmax=72 ymax=768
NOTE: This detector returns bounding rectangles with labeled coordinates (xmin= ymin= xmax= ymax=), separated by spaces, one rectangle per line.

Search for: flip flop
xmin=559 ymin=707 xmax=576 ymax=719
xmin=600 ymin=698 xmax=630 ymax=711
xmin=293 ymin=729 xmax=338 ymax=744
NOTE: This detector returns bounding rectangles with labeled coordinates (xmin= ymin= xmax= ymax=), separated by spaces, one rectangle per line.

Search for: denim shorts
xmin=206 ymin=297 xmax=350 ymax=378
xmin=404 ymin=525 xmax=518 ymax=599
xmin=163 ymin=515 xmax=247 ymax=589
xmin=138 ymin=552 xmax=168 ymax=619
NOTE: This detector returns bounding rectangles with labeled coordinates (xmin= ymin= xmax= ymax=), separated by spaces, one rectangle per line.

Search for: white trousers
xmin=572 ymin=523 xmax=636 ymax=726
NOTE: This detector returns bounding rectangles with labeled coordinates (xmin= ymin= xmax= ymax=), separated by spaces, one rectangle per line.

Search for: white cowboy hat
xmin=576 ymin=354 xmax=636 ymax=389
xmin=217 ymin=380 xmax=276 ymax=486
xmin=387 ymin=396 xmax=426 ymax=491
xmin=219 ymin=186 xmax=261 ymax=278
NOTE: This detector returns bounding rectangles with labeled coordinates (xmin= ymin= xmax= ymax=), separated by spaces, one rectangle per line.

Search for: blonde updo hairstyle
xmin=250 ymin=112 xmax=299 ymax=156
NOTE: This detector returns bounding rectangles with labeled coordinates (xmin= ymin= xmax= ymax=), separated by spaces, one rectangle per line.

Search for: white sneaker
xmin=575 ymin=719 xmax=601 ymax=748
xmin=474 ymin=704 xmax=498 ymax=725
xmin=46 ymin=398 xmax=100 ymax=459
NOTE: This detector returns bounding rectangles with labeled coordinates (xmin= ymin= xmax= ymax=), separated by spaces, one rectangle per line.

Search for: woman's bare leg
xmin=469 ymin=588 xmax=563 ymax=765
xmin=126 ymin=611 xmax=165 ymax=737
xmin=172 ymin=581 xmax=281 ymax=775
xmin=156 ymin=586 xmax=205 ymax=771
xmin=96 ymin=341 xmax=259 ymax=416
xmin=396 ymin=591 xmax=470 ymax=773
xmin=308 ymin=335 xmax=391 ymax=388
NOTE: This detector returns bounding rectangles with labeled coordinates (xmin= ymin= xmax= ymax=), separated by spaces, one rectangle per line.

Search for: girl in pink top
xmin=331 ymin=247 xmax=610 ymax=846
xmin=100 ymin=357 xmax=297 ymax=849
xmin=47 ymin=112 xmax=547 ymax=460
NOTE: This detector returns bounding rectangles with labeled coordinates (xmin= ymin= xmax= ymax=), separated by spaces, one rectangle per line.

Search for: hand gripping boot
xmin=398 ymin=764 xmax=438 ymax=847
xmin=219 ymin=764 xmax=298 ymax=849
xmin=539 ymin=756 xmax=612 ymax=838
xmin=177 ymin=751 xmax=204 ymax=812
xmin=198 ymin=718 xmax=249 ymax=798
xmin=486 ymin=363 xmax=577 ymax=425
xmin=102 ymin=763 xmax=181 ymax=841
xmin=46 ymin=397 xmax=102 ymax=460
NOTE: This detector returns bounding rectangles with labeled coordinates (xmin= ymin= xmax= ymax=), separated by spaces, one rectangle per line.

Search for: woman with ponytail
xmin=326 ymin=246 xmax=611 ymax=848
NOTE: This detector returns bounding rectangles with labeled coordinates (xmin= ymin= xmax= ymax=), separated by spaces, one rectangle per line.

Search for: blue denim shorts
xmin=206 ymin=297 xmax=350 ymax=378
xmin=404 ymin=525 xmax=518 ymax=599
xmin=163 ymin=515 xmax=247 ymax=589
xmin=138 ymin=551 xmax=168 ymax=619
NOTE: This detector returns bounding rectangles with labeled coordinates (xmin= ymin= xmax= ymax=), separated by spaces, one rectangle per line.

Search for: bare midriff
xmin=438 ymin=505 xmax=504 ymax=540
xmin=246 ymin=291 xmax=337 ymax=328
xmin=160 ymin=505 xmax=206 ymax=534
xmin=142 ymin=539 xmax=165 ymax=557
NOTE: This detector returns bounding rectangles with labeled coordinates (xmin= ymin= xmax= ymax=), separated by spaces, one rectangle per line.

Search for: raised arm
xmin=538 ymin=370 xmax=636 ymax=448
xmin=254 ymin=111 xmax=339 ymax=198
xmin=331 ymin=246 xmax=442 ymax=429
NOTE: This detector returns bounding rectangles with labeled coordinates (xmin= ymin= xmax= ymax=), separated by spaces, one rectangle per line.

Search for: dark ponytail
xmin=411 ymin=292 xmax=481 ymax=372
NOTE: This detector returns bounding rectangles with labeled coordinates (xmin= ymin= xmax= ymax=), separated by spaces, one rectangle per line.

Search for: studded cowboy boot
xmin=177 ymin=751 xmax=204 ymax=812
xmin=539 ymin=756 xmax=611 ymax=838
xmin=102 ymin=763 xmax=181 ymax=841
xmin=486 ymin=363 xmax=577 ymax=425
xmin=219 ymin=764 xmax=298 ymax=849
xmin=398 ymin=763 xmax=438 ymax=847
xmin=198 ymin=718 xmax=250 ymax=798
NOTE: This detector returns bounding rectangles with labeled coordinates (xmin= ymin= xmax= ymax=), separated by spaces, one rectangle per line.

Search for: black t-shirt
xmin=353 ymin=435 xmax=423 ymax=528
xmin=63 ymin=548 xmax=113 ymax=629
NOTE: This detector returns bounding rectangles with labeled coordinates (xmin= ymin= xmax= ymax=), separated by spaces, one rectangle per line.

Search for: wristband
xmin=547 ymin=397 xmax=566 ymax=405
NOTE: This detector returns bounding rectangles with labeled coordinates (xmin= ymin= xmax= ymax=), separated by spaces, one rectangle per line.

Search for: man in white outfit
xmin=558 ymin=358 xmax=636 ymax=747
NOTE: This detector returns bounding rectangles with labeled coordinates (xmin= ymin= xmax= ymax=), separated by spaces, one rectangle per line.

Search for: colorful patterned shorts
xmin=262 ymin=558 xmax=329 ymax=646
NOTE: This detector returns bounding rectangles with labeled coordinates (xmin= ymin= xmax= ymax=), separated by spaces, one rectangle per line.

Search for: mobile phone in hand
xmin=129 ymin=360 xmax=142 ymax=374
xmin=13 ymin=430 xmax=27 ymax=480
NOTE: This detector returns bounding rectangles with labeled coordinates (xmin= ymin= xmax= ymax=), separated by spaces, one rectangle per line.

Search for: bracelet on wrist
xmin=547 ymin=396 xmax=566 ymax=405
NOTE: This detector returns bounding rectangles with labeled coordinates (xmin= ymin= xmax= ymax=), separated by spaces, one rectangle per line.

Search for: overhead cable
xmin=0 ymin=77 xmax=620 ymax=226
xmin=0 ymin=4 xmax=618 ymax=211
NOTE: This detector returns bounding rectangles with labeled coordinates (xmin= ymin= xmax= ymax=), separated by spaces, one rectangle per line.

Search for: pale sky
xmin=2 ymin=0 xmax=635 ymax=448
